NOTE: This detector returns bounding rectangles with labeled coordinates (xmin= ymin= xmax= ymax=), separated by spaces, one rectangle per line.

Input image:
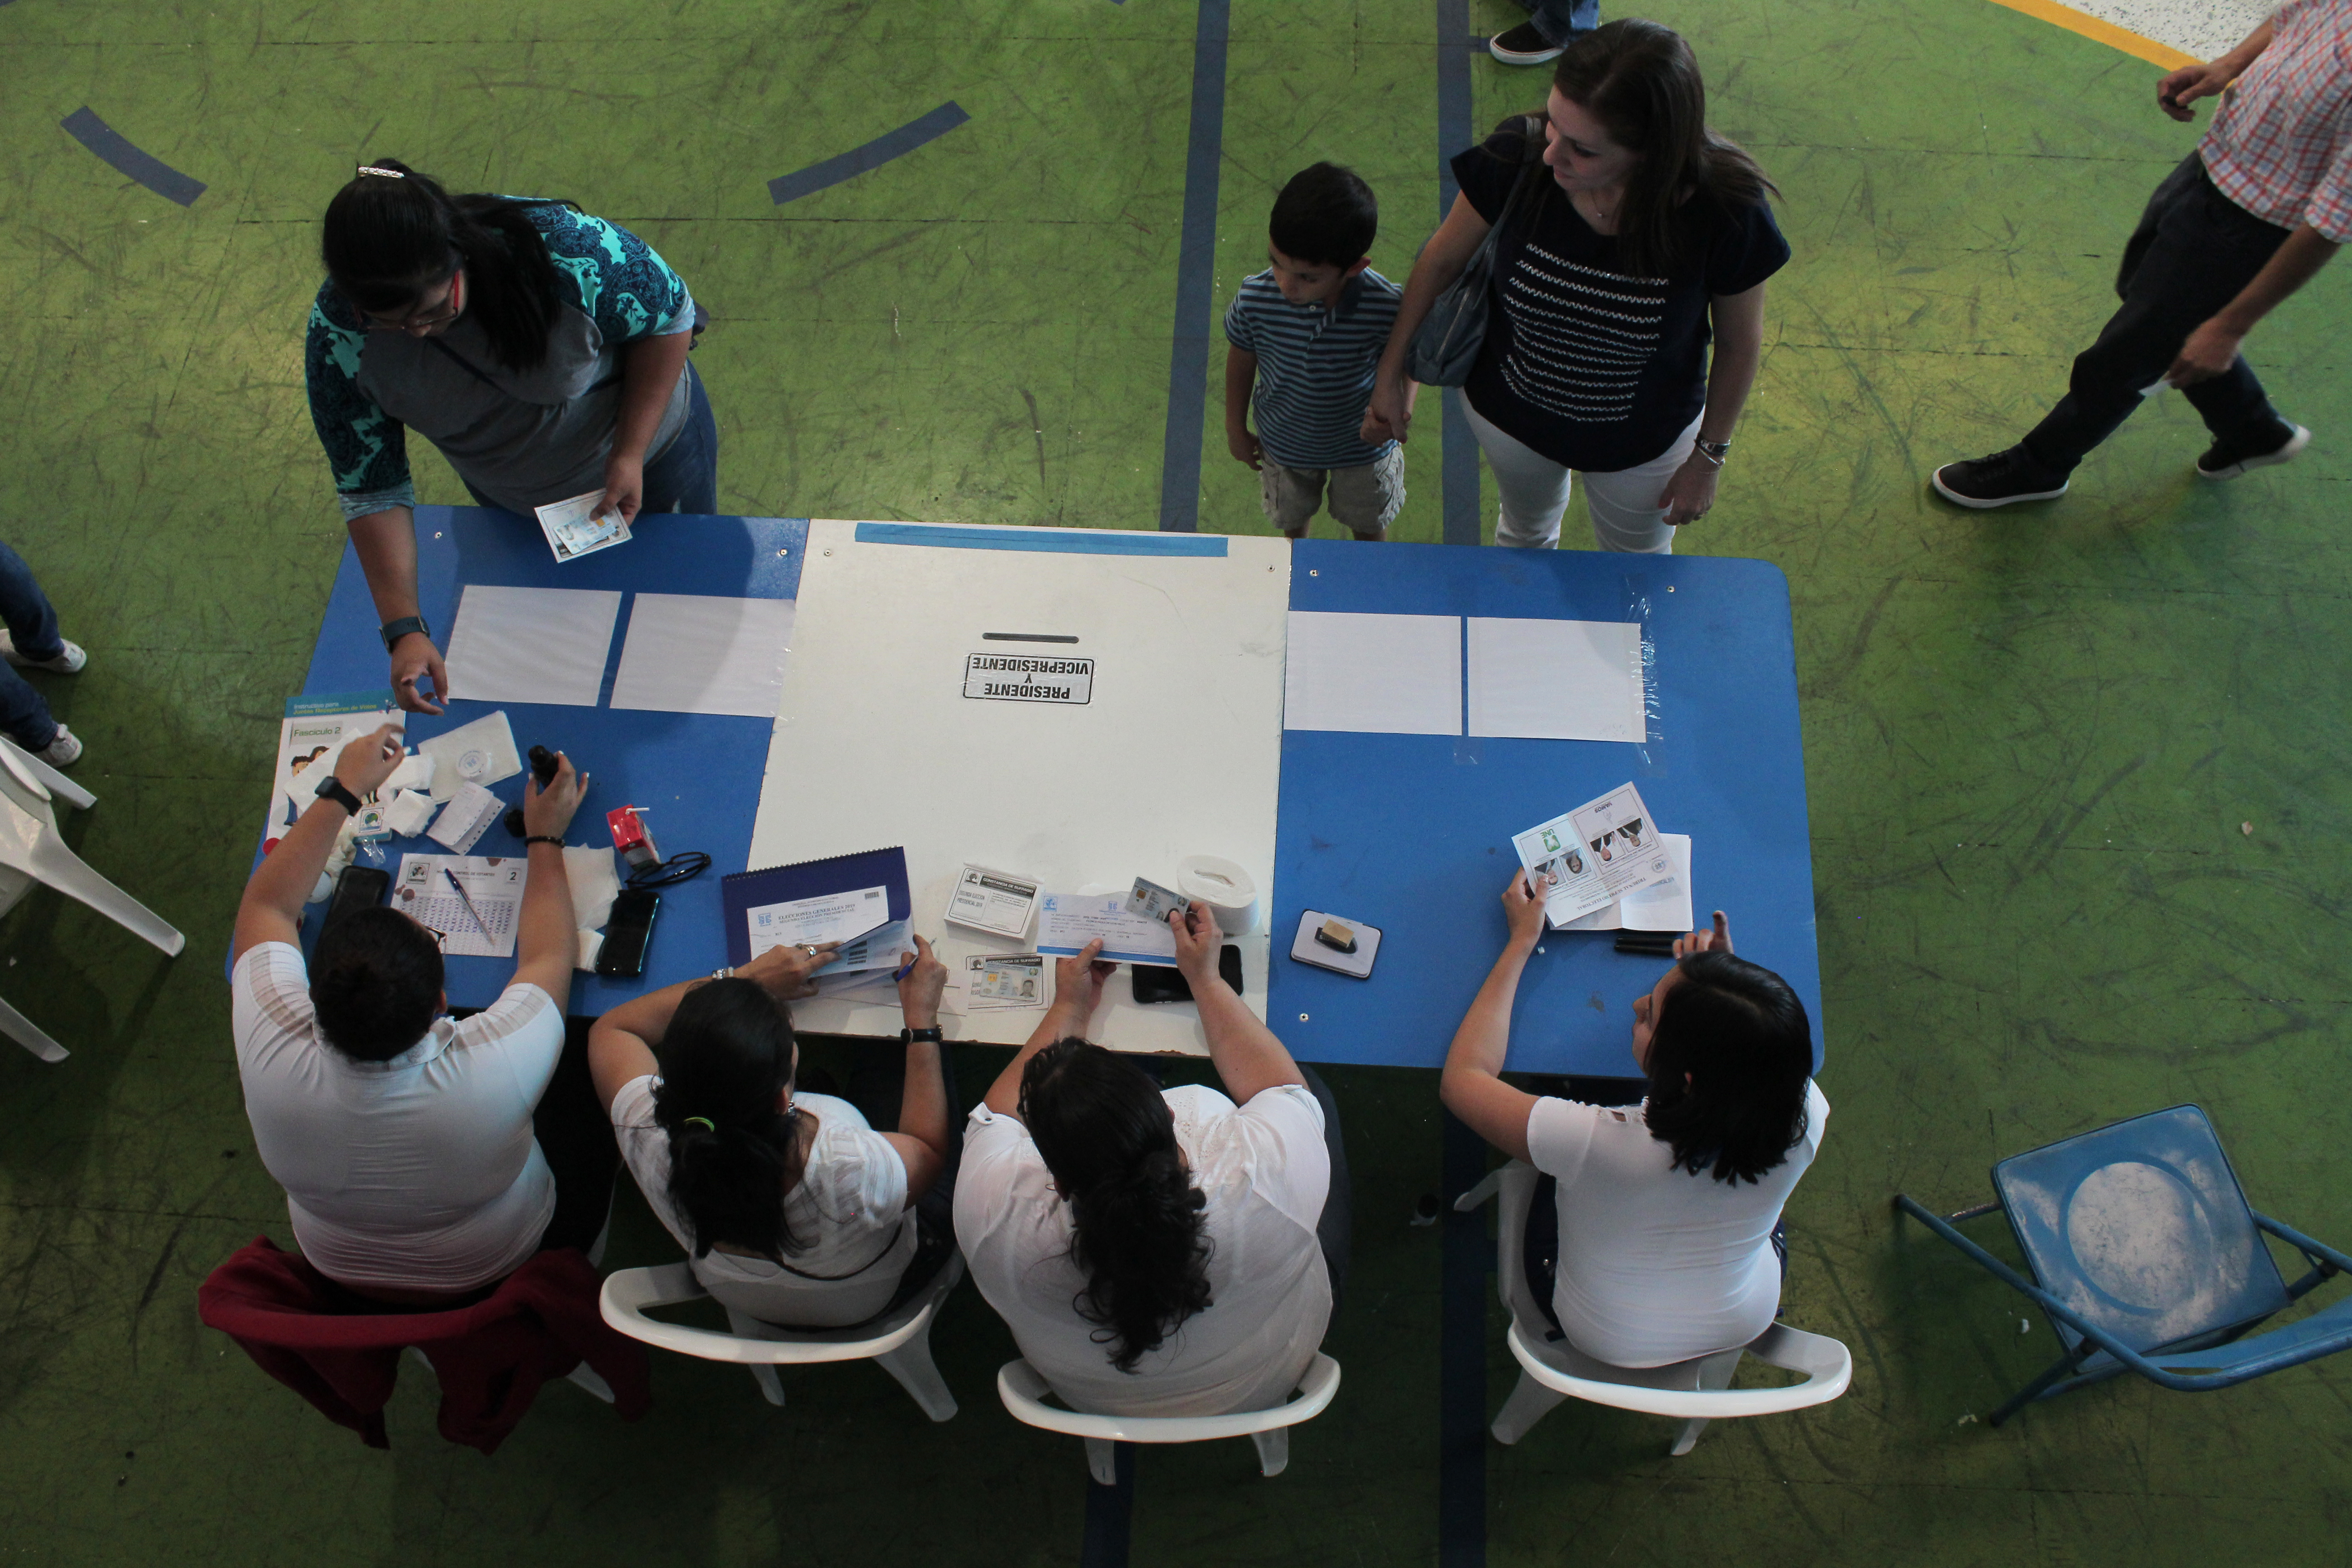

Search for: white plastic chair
xmin=599 ymin=1254 xmax=963 ymax=1421
xmin=0 ymin=735 xmax=182 ymax=1060
xmin=996 ymin=1352 xmax=1342 ymax=1485
xmin=1456 ymin=1161 xmax=1850 ymax=1454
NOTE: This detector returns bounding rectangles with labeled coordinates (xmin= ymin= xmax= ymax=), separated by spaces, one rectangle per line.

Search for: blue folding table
xmin=274 ymin=508 xmax=1820 ymax=1076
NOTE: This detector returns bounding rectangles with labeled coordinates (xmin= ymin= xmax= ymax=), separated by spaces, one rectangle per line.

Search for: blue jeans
xmin=1517 ymin=0 xmax=1598 ymax=45
xmin=0 ymin=540 xmax=64 ymax=749
xmin=463 ymin=361 xmax=721 ymax=516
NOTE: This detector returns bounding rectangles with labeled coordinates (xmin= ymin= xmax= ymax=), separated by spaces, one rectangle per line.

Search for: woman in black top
xmin=1366 ymin=21 xmax=1788 ymax=553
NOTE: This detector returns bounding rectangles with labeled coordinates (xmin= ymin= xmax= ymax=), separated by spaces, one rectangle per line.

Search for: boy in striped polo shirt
xmin=1223 ymin=164 xmax=1406 ymax=540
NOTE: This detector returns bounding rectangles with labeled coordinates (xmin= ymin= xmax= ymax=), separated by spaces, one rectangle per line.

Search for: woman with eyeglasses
xmin=304 ymin=159 xmax=717 ymax=715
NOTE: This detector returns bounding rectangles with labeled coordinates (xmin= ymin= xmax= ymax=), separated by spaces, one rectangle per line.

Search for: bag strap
xmin=1487 ymin=114 xmax=1550 ymax=240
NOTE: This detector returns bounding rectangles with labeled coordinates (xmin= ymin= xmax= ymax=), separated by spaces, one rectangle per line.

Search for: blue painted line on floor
xmin=60 ymin=108 xmax=206 ymax=207
xmin=1079 ymin=1441 xmax=1137 ymax=1567
xmin=1155 ymin=0 xmax=1232 ymax=532
xmin=1440 ymin=1111 xmax=1491 ymax=1567
xmin=1436 ymin=0 xmax=1480 ymax=547
xmin=767 ymin=102 xmax=970 ymax=205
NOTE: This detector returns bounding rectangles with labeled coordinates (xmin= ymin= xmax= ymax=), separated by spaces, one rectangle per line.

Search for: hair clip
xmin=356 ymin=165 xmax=405 ymax=179
xmin=684 ymin=1116 xmax=715 ymax=1132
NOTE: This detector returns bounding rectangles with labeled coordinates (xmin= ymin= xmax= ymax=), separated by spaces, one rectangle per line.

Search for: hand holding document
xmin=534 ymin=490 xmax=633 ymax=563
xmin=1510 ymin=782 xmax=1678 ymax=928
xmin=1555 ymin=834 xmax=1693 ymax=933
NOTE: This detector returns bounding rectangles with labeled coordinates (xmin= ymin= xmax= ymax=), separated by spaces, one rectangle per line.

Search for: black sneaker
xmin=1490 ymin=22 xmax=1565 ymax=64
xmin=2197 ymin=421 xmax=2310 ymax=480
xmin=1931 ymin=447 xmax=2071 ymax=508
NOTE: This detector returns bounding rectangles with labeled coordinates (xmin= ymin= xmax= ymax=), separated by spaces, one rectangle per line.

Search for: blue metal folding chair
xmin=1894 ymin=1104 xmax=2352 ymax=1426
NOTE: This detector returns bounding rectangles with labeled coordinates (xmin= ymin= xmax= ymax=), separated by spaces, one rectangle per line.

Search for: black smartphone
xmin=595 ymin=887 xmax=660 ymax=978
xmin=322 ymin=864 xmax=391 ymax=934
xmin=1131 ymin=944 xmax=1245 ymax=1005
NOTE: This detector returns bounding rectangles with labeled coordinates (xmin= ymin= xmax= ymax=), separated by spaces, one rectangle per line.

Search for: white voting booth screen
xmin=747 ymin=521 xmax=1289 ymax=1054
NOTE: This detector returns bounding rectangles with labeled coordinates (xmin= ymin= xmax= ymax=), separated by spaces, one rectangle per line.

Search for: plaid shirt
xmin=2201 ymin=0 xmax=2352 ymax=242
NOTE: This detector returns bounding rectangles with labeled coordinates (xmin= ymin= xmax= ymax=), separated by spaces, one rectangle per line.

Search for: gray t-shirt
xmin=305 ymin=201 xmax=696 ymax=520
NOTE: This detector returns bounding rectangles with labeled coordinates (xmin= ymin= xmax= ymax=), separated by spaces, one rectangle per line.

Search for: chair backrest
xmin=1993 ymin=1104 xmax=2289 ymax=1356
xmin=995 ymin=1353 xmax=1342 ymax=1445
xmin=600 ymin=1255 xmax=963 ymax=1366
xmin=1489 ymin=1159 xmax=1851 ymax=1417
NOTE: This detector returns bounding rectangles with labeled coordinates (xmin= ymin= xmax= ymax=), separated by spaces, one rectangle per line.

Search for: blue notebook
xmin=720 ymin=846 xmax=912 ymax=970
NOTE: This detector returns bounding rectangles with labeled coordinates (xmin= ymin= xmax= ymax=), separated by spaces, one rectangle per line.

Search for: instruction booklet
xmin=1510 ymin=782 xmax=1678 ymax=929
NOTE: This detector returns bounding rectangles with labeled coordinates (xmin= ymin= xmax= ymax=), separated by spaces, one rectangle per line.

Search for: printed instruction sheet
xmin=393 ymin=853 xmax=527 ymax=958
xmin=610 ymin=594 xmax=797 ymax=718
xmin=1282 ymin=611 xmax=1462 ymax=735
xmin=442 ymin=585 xmax=623 ymax=709
xmin=1555 ymin=833 xmax=1694 ymax=932
xmin=1466 ymin=617 xmax=1646 ymax=743
xmin=1510 ymin=782 xmax=1678 ymax=927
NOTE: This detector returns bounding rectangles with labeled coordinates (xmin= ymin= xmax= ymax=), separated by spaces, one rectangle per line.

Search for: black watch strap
xmin=525 ymin=835 xmax=566 ymax=848
xmin=380 ymin=614 xmax=431 ymax=651
xmin=901 ymin=1026 xmax=945 ymax=1045
xmin=313 ymin=775 xmax=364 ymax=817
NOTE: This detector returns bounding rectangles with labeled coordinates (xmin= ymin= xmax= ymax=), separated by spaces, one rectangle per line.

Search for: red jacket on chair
xmin=198 ymin=1236 xmax=651 ymax=1454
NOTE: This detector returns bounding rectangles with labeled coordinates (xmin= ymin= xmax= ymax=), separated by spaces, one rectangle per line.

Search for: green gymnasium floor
xmin=5 ymin=0 xmax=2348 ymax=1563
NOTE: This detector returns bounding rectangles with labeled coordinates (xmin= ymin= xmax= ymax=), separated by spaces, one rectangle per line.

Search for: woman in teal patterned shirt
xmin=304 ymin=159 xmax=716 ymax=714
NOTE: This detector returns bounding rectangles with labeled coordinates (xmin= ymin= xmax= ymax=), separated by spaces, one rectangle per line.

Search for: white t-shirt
xmin=612 ymin=1077 xmax=915 ymax=1329
xmin=230 ymin=941 xmax=565 ymax=1293
xmin=1528 ymin=1081 xmax=1830 ymax=1368
xmin=955 ymin=1083 xmax=1332 ymax=1418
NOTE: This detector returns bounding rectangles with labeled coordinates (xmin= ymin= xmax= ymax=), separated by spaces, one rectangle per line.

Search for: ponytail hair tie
xmin=356 ymin=165 xmax=405 ymax=179
xmin=683 ymin=1116 xmax=715 ymax=1132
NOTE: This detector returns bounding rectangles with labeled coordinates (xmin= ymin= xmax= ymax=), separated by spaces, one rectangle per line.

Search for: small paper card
xmin=426 ymin=781 xmax=502 ymax=853
xmin=945 ymin=864 xmax=1041 ymax=939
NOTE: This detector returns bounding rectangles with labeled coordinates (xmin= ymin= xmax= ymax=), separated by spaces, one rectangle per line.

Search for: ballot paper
xmin=609 ymin=594 xmax=796 ymax=718
xmin=1511 ymin=782 xmax=1678 ymax=927
xmin=1283 ymin=611 xmax=1462 ymax=735
xmin=534 ymin=490 xmax=633 ymax=563
xmin=1037 ymin=892 xmax=1179 ymax=965
xmin=958 ymin=953 xmax=1047 ymax=1011
xmin=745 ymin=885 xmax=892 ymax=962
xmin=393 ymin=853 xmax=526 ymax=958
xmin=1555 ymin=834 xmax=1694 ymax=933
xmin=443 ymin=585 xmax=623 ymax=709
xmin=1466 ymin=618 xmax=1646 ymax=743
xmin=426 ymin=780 xmax=503 ymax=853
xmin=945 ymin=864 xmax=1042 ymax=939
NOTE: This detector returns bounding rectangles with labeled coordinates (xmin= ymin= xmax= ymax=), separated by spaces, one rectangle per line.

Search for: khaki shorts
xmin=1260 ymin=446 xmax=1405 ymax=539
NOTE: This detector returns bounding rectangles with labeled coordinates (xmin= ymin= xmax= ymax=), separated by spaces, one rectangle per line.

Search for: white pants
xmin=1461 ymin=400 xmax=1702 ymax=554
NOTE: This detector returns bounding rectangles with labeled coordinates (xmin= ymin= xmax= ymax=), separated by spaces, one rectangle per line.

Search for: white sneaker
xmin=34 ymin=726 xmax=82 ymax=767
xmin=0 ymin=632 xmax=87 ymax=673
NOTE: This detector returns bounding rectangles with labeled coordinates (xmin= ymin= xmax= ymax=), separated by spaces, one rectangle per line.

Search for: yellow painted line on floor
xmin=1985 ymin=0 xmax=2199 ymax=68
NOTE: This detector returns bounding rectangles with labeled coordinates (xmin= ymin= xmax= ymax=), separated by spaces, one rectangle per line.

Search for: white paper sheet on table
xmin=443 ymin=585 xmax=623 ymax=708
xmin=1466 ymin=617 xmax=1646 ymax=743
xmin=1283 ymin=611 xmax=1462 ymax=735
xmin=610 ymin=594 xmax=796 ymax=717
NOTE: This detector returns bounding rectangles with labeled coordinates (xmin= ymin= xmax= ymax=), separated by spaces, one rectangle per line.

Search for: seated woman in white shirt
xmin=1441 ymin=871 xmax=1827 ymax=1368
xmin=955 ymin=907 xmax=1350 ymax=1418
xmin=229 ymin=725 xmax=597 ymax=1306
xmin=586 ymin=935 xmax=955 ymax=1329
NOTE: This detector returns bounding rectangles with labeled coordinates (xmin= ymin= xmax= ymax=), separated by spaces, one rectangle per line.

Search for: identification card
xmin=1125 ymin=877 xmax=1191 ymax=926
xmin=964 ymin=953 xmax=1046 ymax=1009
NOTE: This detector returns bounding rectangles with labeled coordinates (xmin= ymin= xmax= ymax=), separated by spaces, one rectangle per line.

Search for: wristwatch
xmin=901 ymin=1026 xmax=945 ymax=1045
xmin=313 ymin=775 xmax=364 ymax=817
xmin=1693 ymin=439 xmax=1732 ymax=465
xmin=379 ymin=614 xmax=431 ymax=652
